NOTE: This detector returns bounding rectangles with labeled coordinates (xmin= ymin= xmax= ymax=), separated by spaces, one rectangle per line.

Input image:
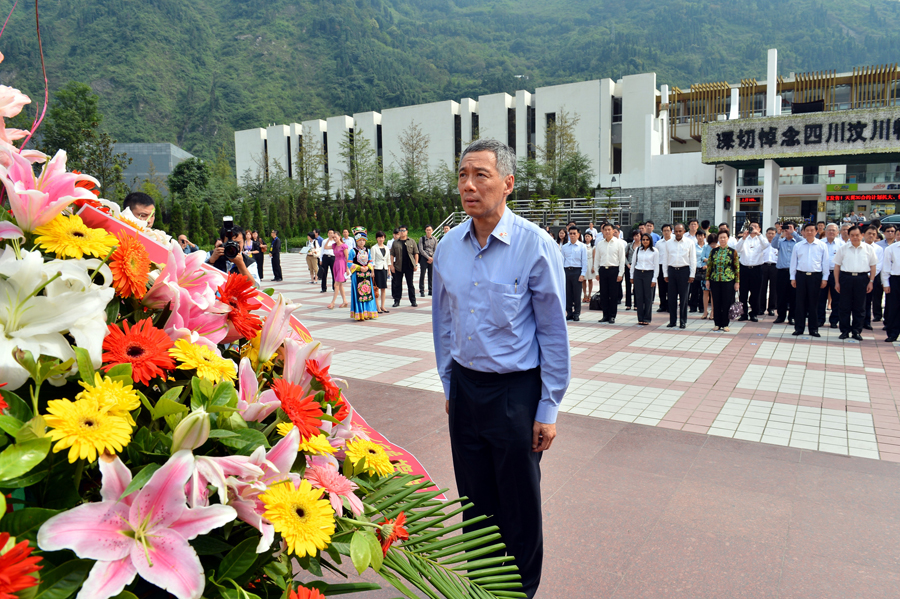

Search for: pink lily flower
xmin=282 ymin=338 xmax=335 ymax=392
xmin=257 ymin=295 xmax=298 ymax=366
xmin=144 ymin=241 xmax=226 ymax=310
xmin=0 ymin=221 xmax=24 ymax=241
xmin=1 ymin=149 xmax=100 ymax=232
xmin=236 ymin=357 xmax=280 ymax=422
xmin=188 ymin=454 xmax=265 ymax=508
xmin=0 ymin=84 xmax=30 ymax=119
xmin=163 ymin=288 xmax=230 ymax=348
xmin=37 ymin=452 xmax=236 ymax=599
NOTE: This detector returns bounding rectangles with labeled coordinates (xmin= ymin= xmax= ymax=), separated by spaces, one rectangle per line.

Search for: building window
xmin=471 ymin=113 xmax=479 ymax=141
xmin=286 ymin=136 xmax=292 ymax=179
xmin=454 ymin=114 xmax=462 ymax=166
xmin=670 ymin=200 xmax=700 ymax=225
xmin=322 ymin=132 xmax=328 ymax=175
xmin=612 ymin=97 xmax=622 ymax=123
xmin=507 ymin=108 xmax=516 ymax=152
xmin=527 ymin=106 xmax=536 ymax=159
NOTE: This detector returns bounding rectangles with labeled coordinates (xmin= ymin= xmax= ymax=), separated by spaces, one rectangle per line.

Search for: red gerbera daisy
xmin=0 ymin=383 xmax=7 ymax=412
xmin=333 ymin=394 xmax=350 ymax=421
xmin=376 ymin=512 xmax=409 ymax=556
xmin=109 ymin=231 xmax=151 ymax=299
xmin=289 ymin=586 xmax=326 ymax=599
xmin=306 ymin=359 xmax=340 ymax=403
xmin=0 ymin=532 xmax=42 ymax=598
xmin=271 ymin=379 xmax=324 ymax=441
xmin=72 ymin=171 xmax=101 ymax=197
xmin=102 ymin=319 xmax=176 ymax=386
xmin=218 ymin=273 xmax=263 ymax=339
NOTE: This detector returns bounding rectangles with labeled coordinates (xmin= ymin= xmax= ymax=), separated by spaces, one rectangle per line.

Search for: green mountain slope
xmin=1 ymin=0 xmax=898 ymax=161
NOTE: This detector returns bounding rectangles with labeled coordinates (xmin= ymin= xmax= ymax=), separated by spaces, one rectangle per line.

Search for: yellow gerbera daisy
xmin=276 ymin=422 xmax=295 ymax=437
xmin=76 ymin=372 xmax=141 ymax=425
xmin=169 ymin=339 xmax=237 ymax=384
xmin=299 ymin=433 xmax=337 ymax=456
xmin=240 ymin=332 xmax=275 ymax=371
xmin=44 ymin=398 xmax=133 ymax=463
xmin=260 ymin=479 xmax=335 ymax=558
xmin=33 ymin=213 xmax=117 ymax=259
xmin=344 ymin=438 xmax=395 ymax=477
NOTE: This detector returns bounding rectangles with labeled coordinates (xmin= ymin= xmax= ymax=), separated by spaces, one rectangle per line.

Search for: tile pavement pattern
xmin=270 ymin=253 xmax=900 ymax=462
xmin=271 ymin=254 xmax=900 ymax=598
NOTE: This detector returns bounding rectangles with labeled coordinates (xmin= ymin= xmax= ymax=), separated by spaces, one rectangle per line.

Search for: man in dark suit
xmin=270 ymin=230 xmax=283 ymax=281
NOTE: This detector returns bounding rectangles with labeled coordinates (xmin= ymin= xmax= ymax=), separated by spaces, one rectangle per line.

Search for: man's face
xmin=602 ymin=226 xmax=613 ymax=241
xmin=783 ymin=225 xmax=794 ymax=238
xmin=766 ymin=230 xmax=775 ymax=242
xmin=885 ymin=228 xmax=896 ymax=242
xmin=850 ymin=229 xmax=862 ymax=246
xmin=133 ymin=203 xmax=155 ymax=226
xmin=588 ymin=223 xmax=594 ymax=229
xmin=689 ymin=222 xmax=698 ymax=233
xmin=674 ymin=224 xmax=685 ymax=241
xmin=639 ymin=224 xmax=646 ymax=234
xmin=458 ymin=151 xmax=513 ymax=221
xmin=425 ymin=226 xmax=433 ymax=237
xmin=866 ymin=229 xmax=878 ymax=244
xmin=270 ymin=231 xmax=276 ymax=239
xmin=817 ymin=223 xmax=825 ymax=234
xmin=568 ymin=230 xmax=579 ymax=244
xmin=443 ymin=226 xmax=450 ymax=234
xmin=841 ymin=226 xmax=850 ymax=240
xmin=399 ymin=227 xmax=408 ymax=240
xmin=749 ymin=223 xmax=759 ymax=235
xmin=662 ymin=227 xmax=672 ymax=239
xmin=393 ymin=232 xmax=400 ymax=240
xmin=803 ymin=226 xmax=816 ymax=242
xmin=178 ymin=235 xmax=188 ymax=247
xmin=825 ymin=226 xmax=837 ymax=242
xmin=343 ymin=230 xmax=349 ymax=238
xmin=234 ymin=232 xmax=245 ymax=247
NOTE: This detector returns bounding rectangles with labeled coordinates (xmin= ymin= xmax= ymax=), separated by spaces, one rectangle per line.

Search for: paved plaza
xmin=269 ymin=253 xmax=900 ymax=597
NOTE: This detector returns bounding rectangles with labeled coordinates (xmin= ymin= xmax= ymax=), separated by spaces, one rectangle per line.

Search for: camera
xmin=222 ymin=216 xmax=241 ymax=259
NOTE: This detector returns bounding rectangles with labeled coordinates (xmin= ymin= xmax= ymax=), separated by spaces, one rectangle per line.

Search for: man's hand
xmin=820 ymin=280 xmax=828 ymax=289
xmin=734 ymin=282 xmax=739 ymax=291
xmin=835 ymin=282 xmax=841 ymax=293
xmin=578 ymin=275 xmax=585 ymax=282
xmin=791 ymin=280 xmax=797 ymax=288
xmin=445 ymin=400 xmax=449 ymax=415
xmin=867 ymin=281 xmax=874 ymax=293
xmin=209 ymin=245 xmax=225 ymax=262
xmin=688 ymin=277 xmax=694 ymax=283
xmin=427 ymin=257 xmax=433 ymax=264
xmin=532 ymin=421 xmax=556 ymax=452
xmin=664 ymin=277 xmax=669 ymax=283
xmin=390 ymin=265 xmax=395 ymax=274
xmin=616 ymin=276 xmax=623 ymax=283
xmin=886 ymin=286 xmax=892 ymax=294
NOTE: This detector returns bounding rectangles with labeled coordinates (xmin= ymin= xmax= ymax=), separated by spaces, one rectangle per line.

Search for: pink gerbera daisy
xmin=304 ymin=465 xmax=364 ymax=516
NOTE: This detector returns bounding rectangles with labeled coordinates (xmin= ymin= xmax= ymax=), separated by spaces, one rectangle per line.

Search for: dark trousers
xmin=624 ymin=273 xmax=633 ymax=308
xmin=776 ymin=268 xmax=795 ymax=321
xmin=271 ymin=253 xmax=282 ymax=281
xmin=885 ymin=276 xmax=900 ymax=338
xmin=320 ymin=255 xmax=335 ymax=292
xmin=710 ymin=280 xmax=735 ymax=327
xmin=838 ymin=273 xmax=867 ymax=335
xmin=739 ymin=264 xmax=762 ymax=317
xmin=667 ymin=266 xmax=690 ymax=325
xmin=564 ymin=268 xmax=582 ymax=317
xmin=256 ymin=254 xmax=265 ymax=280
xmin=688 ymin=271 xmax=703 ymax=311
xmin=597 ymin=267 xmax=621 ymax=320
xmin=391 ymin=266 xmax=416 ymax=303
xmin=794 ymin=272 xmax=823 ymax=334
xmin=865 ymin=277 xmax=884 ymax=327
xmin=449 ymin=361 xmax=543 ymax=599
xmin=819 ymin=271 xmax=840 ymax=327
xmin=419 ymin=260 xmax=433 ymax=294
xmin=633 ymin=269 xmax=656 ymax=323
xmin=761 ymin=263 xmax=778 ymax=312
xmin=657 ymin=265 xmax=669 ymax=310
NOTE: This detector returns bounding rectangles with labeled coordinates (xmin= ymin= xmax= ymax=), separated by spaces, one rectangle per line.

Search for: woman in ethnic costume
xmin=348 ymin=227 xmax=379 ymax=321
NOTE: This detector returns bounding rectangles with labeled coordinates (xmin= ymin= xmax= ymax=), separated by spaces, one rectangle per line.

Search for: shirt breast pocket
xmin=485 ymin=281 xmax=521 ymax=330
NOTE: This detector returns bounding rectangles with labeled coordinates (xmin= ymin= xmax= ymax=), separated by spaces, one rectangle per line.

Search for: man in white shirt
xmin=833 ymin=225 xmax=876 ymax=341
xmin=882 ymin=239 xmax=900 ymax=342
xmin=663 ymin=223 xmax=696 ymax=329
xmin=735 ymin=223 xmax=770 ymax=322
xmin=561 ymin=226 xmax=589 ymax=322
xmin=790 ymin=223 xmax=829 ymax=337
xmin=840 ymin=223 xmax=851 ymax=243
xmin=864 ymin=225 xmax=886 ymax=330
xmin=685 ymin=219 xmax=701 ymax=242
xmin=585 ymin=222 xmax=598 ymax=240
xmin=819 ymin=223 xmax=845 ymax=329
xmin=592 ymin=222 xmax=627 ymax=324
xmin=320 ymin=229 xmax=336 ymax=293
xmin=876 ymin=225 xmax=895 ymax=250
xmin=761 ymin=227 xmax=779 ymax=316
xmin=655 ymin=224 xmax=672 ymax=312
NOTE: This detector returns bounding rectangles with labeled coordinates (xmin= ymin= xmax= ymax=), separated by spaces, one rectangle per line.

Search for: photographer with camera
xmin=178 ymin=235 xmax=199 ymax=255
xmin=206 ymin=217 xmax=260 ymax=288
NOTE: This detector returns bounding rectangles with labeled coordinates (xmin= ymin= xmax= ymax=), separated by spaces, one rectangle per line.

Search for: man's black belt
xmin=670 ymin=266 xmax=688 ymax=269
xmin=741 ymin=264 xmax=760 ymax=269
xmin=564 ymin=267 xmax=581 ymax=271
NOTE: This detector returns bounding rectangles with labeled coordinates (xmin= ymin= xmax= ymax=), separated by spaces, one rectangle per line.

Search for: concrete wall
xmin=621 ymin=184 xmax=717 ymax=228
xmin=265 ymin=125 xmax=291 ymax=178
xmin=534 ymin=80 xmax=602 ymax=187
xmin=326 ymin=115 xmax=354 ymax=195
xmin=381 ymin=100 xmax=460 ymax=178
xmin=459 ymin=98 xmax=478 ymax=148
xmin=235 ymin=129 xmax=266 ymax=185
xmin=620 ymin=73 xmax=658 ymax=186
xmin=477 ymin=93 xmax=515 ymax=152
xmin=515 ymin=90 xmax=533 ymax=161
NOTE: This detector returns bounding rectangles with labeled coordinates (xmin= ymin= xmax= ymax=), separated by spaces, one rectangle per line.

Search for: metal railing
xmin=434 ymin=212 xmax=470 ymax=240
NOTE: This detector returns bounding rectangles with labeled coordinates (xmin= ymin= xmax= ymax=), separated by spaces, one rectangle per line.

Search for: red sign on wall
xmin=826 ymin=194 xmax=900 ymax=201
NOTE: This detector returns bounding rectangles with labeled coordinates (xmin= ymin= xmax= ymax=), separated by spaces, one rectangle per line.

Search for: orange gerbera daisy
xmin=333 ymin=394 xmax=350 ymax=421
xmin=289 ymin=586 xmax=326 ymax=599
xmin=102 ymin=319 xmax=176 ymax=386
xmin=271 ymin=379 xmax=324 ymax=441
xmin=72 ymin=170 xmax=101 ymax=196
xmin=217 ymin=272 xmax=263 ymax=339
xmin=109 ymin=231 xmax=151 ymax=299
xmin=0 ymin=532 xmax=42 ymax=598
xmin=376 ymin=512 xmax=409 ymax=556
xmin=306 ymin=359 xmax=340 ymax=403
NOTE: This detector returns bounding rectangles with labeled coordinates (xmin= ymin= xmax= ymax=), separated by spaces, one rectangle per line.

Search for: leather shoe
xmin=767 ymin=310 xmax=775 ymax=316
xmin=886 ymin=336 xmax=898 ymax=343
xmin=667 ymin=323 xmax=676 ymax=328
xmin=811 ymin=332 xmax=821 ymax=337
xmin=792 ymin=331 xmax=803 ymax=336
xmin=392 ymin=301 xmax=400 ymax=307
xmin=852 ymin=332 xmax=863 ymax=341
xmin=874 ymin=317 xmax=882 ymax=322
xmin=773 ymin=318 xmax=785 ymax=324
xmin=679 ymin=323 xmax=686 ymax=329
xmin=839 ymin=332 xmax=849 ymax=340
xmin=411 ymin=302 xmax=418 ymax=307
xmin=863 ymin=324 xmax=873 ymax=330
xmin=788 ymin=319 xmax=794 ymax=325
xmin=598 ymin=318 xmax=609 ymax=323
xmin=738 ymin=315 xmax=748 ymax=321
xmin=573 ymin=315 xmax=580 ymax=322
xmin=830 ymin=323 xmax=838 ymax=329
xmin=657 ymin=308 xmax=667 ymax=312
xmin=609 ymin=318 xmax=616 ymax=324
xmin=750 ymin=316 xmax=758 ymax=322
xmin=566 ymin=314 xmax=573 ymax=321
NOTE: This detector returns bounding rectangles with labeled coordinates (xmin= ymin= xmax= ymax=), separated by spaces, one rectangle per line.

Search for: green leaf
xmin=33 ymin=560 xmax=93 ymax=599
xmin=0 ymin=508 xmax=60 ymax=542
xmin=72 ymin=346 xmax=94 ymax=385
xmin=0 ymin=390 xmax=32 ymax=421
xmin=154 ymin=397 xmax=189 ymax=419
xmin=119 ymin=462 xmax=161 ymax=500
xmin=0 ymin=437 xmax=51 ymax=482
xmin=210 ymin=380 xmax=238 ymax=409
xmin=216 ymin=537 xmax=259 ymax=582
xmin=350 ymin=530 xmax=375 ymax=574
xmin=207 ymin=429 xmax=239 ymax=438
xmin=0 ymin=467 xmax=50 ymax=488
xmin=364 ymin=528 xmax=384 ymax=572
xmin=105 ymin=300 xmax=120 ymax=325
xmin=220 ymin=428 xmax=269 ymax=453
xmin=105 ymin=362 xmax=134 ymax=384
xmin=189 ymin=535 xmax=234 ymax=555
xmin=304 ymin=582 xmax=383 ymax=595
xmin=262 ymin=287 xmax=275 ymax=296
xmin=0 ymin=414 xmax=24 ymax=437
xmin=0 ymin=493 xmax=5 ymax=522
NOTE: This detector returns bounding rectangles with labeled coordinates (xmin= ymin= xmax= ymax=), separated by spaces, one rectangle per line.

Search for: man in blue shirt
xmin=790 ymin=222 xmax=830 ymax=337
xmin=770 ymin=222 xmax=802 ymax=324
xmin=560 ymin=226 xmax=588 ymax=321
xmin=432 ymin=138 xmax=569 ymax=599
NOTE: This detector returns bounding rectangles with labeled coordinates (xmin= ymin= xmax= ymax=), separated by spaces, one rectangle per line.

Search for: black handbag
xmin=589 ymin=292 xmax=603 ymax=311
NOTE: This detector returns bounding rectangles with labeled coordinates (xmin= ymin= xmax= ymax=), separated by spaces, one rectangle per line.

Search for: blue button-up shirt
xmin=770 ymin=231 xmax=802 ymax=269
xmin=560 ymin=240 xmax=588 ymax=277
xmin=790 ymin=239 xmax=830 ymax=281
xmin=697 ymin=244 xmax=711 ymax=269
xmin=432 ymin=208 xmax=570 ymax=424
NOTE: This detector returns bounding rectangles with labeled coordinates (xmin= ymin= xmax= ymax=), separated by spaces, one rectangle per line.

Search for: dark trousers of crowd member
xmin=657 ymin=265 xmax=669 ymax=311
xmin=710 ymin=280 xmax=736 ymax=328
xmin=419 ymin=259 xmax=433 ymax=296
xmin=818 ymin=271 xmax=840 ymax=328
xmin=688 ymin=274 xmax=703 ymax=312
xmin=667 ymin=266 xmax=690 ymax=326
xmin=392 ymin=265 xmax=416 ymax=304
xmin=449 ymin=362 xmax=544 ymax=599
xmin=597 ymin=267 xmax=621 ymax=320
xmin=624 ymin=274 xmax=633 ymax=309
xmin=256 ymin=253 xmax=265 ymax=281
xmin=564 ymin=268 xmax=582 ymax=319
xmin=775 ymin=268 xmax=795 ymax=322
xmin=739 ymin=264 xmax=762 ymax=318
xmin=761 ymin=263 xmax=778 ymax=313
xmin=865 ymin=277 xmax=884 ymax=327
xmin=886 ymin=276 xmax=900 ymax=339
xmin=633 ymin=269 xmax=656 ymax=323
xmin=271 ymin=253 xmax=282 ymax=281
xmin=794 ymin=272 xmax=823 ymax=335
xmin=839 ymin=273 xmax=867 ymax=335
xmin=320 ymin=255 xmax=335 ymax=292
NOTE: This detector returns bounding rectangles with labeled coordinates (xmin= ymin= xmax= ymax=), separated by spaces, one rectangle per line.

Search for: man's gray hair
xmin=460 ymin=138 xmax=516 ymax=178
xmin=826 ymin=223 xmax=839 ymax=230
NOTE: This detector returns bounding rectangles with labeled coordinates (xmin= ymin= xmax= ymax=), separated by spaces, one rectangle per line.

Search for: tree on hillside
xmin=394 ymin=121 xmax=430 ymax=198
xmin=294 ymin=125 xmax=329 ymax=216
xmin=169 ymin=197 xmax=185 ymax=237
xmin=535 ymin=109 xmax=592 ymax=197
xmin=82 ymin=130 xmax=132 ymax=203
xmin=169 ymin=157 xmax=210 ymax=196
xmin=39 ymin=81 xmax=101 ymax=170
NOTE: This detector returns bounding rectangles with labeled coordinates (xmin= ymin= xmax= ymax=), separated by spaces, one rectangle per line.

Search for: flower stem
xmin=73 ymin=458 xmax=84 ymax=491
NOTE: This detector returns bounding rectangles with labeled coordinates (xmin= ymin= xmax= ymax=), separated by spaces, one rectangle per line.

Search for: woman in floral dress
xmin=347 ymin=227 xmax=379 ymax=321
xmin=706 ymin=230 xmax=740 ymax=332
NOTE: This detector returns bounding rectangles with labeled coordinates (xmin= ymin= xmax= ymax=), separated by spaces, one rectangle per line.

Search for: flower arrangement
xmin=0 ymin=24 xmax=523 ymax=599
